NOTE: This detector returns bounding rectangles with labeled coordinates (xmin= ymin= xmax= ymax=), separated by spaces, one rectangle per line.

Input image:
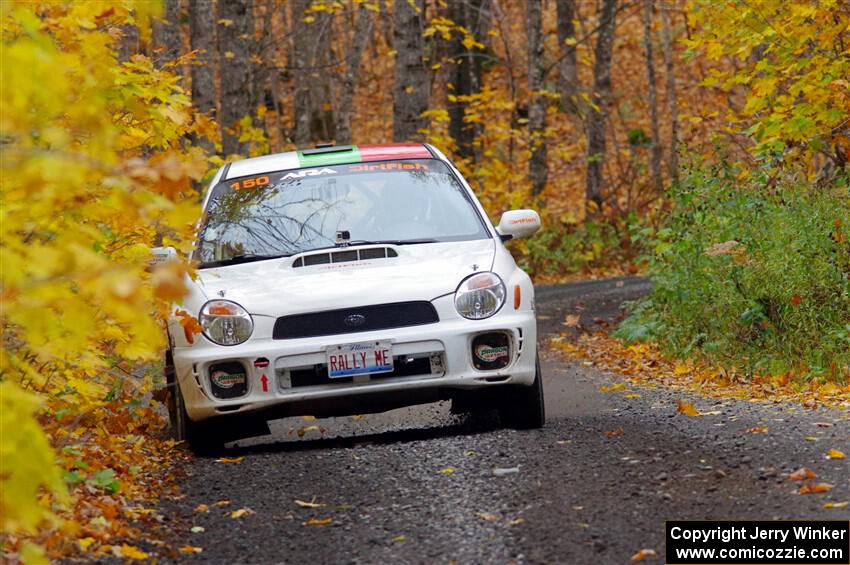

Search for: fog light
xmin=471 ymin=332 xmax=511 ymax=371
xmin=209 ymin=361 xmax=248 ymax=399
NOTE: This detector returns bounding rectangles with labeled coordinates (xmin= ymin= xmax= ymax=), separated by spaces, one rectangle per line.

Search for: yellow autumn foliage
xmin=686 ymin=0 xmax=850 ymax=171
xmin=1 ymin=0 xmax=206 ymax=541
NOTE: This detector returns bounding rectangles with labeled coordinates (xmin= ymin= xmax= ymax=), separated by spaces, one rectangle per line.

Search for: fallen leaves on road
xmin=826 ymin=448 xmax=845 ymax=459
xmin=798 ymin=482 xmax=833 ymax=494
xmin=550 ymin=334 xmax=850 ymax=410
xmin=230 ymin=508 xmax=255 ymax=519
xmin=787 ymin=468 xmax=817 ymax=481
xmin=179 ymin=545 xmax=204 ymax=554
xmin=476 ymin=511 xmax=500 ymax=522
xmin=294 ymin=498 xmax=325 ymax=509
xmin=191 ymin=526 xmax=205 ymax=533
xmin=215 ymin=456 xmax=244 ymax=464
xmin=120 ymin=544 xmax=149 ymax=560
xmin=390 ymin=535 xmax=407 ymax=543
xmin=606 ymin=427 xmax=625 ymax=437
xmin=194 ymin=503 xmax=210 ymax=513
xmin=563 ymin=314 xmax=581 ymax=327
xmin=291 ymin=425 xmax=326 ymax=437
xmin=824 ymin=501 xmax=848 ymax=508
xmin=214 ymin=500 xmax=231 ymax=507
xmin=439 ymin=467 xmax=456 ymax=474
xmin=631 ymin=548 xmax=658 ymax=561
xmin=600 ymin=383 xmax=626 ymax=393
xmin=475 ymin=511 xmax=525 ymax=526
xmin=745 ymin=427 xmax=769 ymax=433
xmin=304 ymin=518 xmax=333 ymax=526
xmin=677 ymin=400 xmax=700 ymax=416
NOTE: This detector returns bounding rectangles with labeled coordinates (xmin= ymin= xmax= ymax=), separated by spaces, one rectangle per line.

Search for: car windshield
xmin=196 ymin=159 xmax=489 ymax=266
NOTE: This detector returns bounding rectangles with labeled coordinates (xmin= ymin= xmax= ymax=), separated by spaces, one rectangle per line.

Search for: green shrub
xmin=616 ymin=164 xmax=850 ymax=382
xmin=519 ymin=214 xmax=641 ymax=277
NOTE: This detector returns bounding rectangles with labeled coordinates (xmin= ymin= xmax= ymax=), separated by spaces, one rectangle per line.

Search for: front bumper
xmin=173 ymin=309 xmax=537 ymax=422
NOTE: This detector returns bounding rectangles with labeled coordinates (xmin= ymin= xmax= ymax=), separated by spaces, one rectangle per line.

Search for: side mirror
xmin=151 ymin=246 xmax=178 ymax=267
xmin=496 ymin=210 xmax=541 ymax=241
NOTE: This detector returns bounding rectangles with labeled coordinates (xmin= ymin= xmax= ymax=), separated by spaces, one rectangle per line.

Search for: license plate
xmin=326 ymin=340 xmax=393 ymax=379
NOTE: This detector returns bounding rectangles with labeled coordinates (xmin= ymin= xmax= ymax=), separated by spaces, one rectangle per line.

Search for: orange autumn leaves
xmin=787 ymin=468 xmax=833 ymax=496
xmin=551 ymin=333 xmax=850 ymax=409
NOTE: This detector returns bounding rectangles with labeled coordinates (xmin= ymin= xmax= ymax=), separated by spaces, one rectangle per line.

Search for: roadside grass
xmin=615 ymin=165 xmax=850 ymax=385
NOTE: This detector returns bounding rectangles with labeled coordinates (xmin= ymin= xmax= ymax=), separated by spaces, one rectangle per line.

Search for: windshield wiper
xmin=198 ymin=253 xmax=294 ymax=269
xmin=342 ymin=239 xmax=439 ymax=247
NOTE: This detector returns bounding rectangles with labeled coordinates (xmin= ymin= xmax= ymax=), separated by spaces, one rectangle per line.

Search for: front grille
xmin=273 ymin=301 xmax=439 ymax=339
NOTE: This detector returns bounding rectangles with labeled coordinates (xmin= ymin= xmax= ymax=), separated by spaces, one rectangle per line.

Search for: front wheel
xmin=165 ymin=350 xmax=222 ymax=455
xmin=499 ymin=358 xmax=545 ymax=429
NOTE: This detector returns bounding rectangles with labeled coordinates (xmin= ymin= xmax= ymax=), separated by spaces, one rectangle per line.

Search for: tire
xmin=499 ymin=358 xmax=545 ymax=429
xmin=165 ymin=350 xmax=223 ymax=455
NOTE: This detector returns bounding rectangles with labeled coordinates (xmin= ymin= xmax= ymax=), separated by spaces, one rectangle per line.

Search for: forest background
xmin=1 ymin=0 xmax=848 ymax=561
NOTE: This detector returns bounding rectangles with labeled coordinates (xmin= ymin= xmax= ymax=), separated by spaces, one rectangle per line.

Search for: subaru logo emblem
xmin=344 ymin=314 xmax=366 ymax=327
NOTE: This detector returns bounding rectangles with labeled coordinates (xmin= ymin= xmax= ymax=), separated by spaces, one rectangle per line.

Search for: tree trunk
xmin=189 ymin=0 xmax=217 ymax=146
xmin=218 ymin=0 xmax=254 ymax=156
xmin=585 ymin=0 xmax=618 ymax=211
xmin=392 ymin=0 xmax=429 ymax=142
xmin=117 ymin=24 xmax=140 ymax=62
xmin=643 ymin=0 xmax=662 ymax=192
xmin=555 ymin=0 xmax=578 ymax=113
xmin=527 ymin=0 xmax=548 ymax=196
xmin=660 ymin=1 xmax=679 ymax=184
xmin=448 ymin=0 xmax=489 ymax=160
xmin=152 ymin=0 xmax=183 ymax=70
xmin=335 ymin=5 xmax=374 ymax=145
xmin=291 ymin=0 xmax=336 ymax=146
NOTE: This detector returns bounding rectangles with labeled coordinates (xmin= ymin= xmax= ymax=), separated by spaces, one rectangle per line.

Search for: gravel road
xmin=158 ymin=277 xmax=849 ymax=564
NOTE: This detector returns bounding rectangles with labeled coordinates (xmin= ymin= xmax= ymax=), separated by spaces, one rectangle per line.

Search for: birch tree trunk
xmin=527 ymin=0 xmax=548 ymax=196
xmin=555 ymin=0 xmax=578 ymax=113
xmin=660 ymin=1 xmax=679 ymax=183
xmin=218 ymin=0 xmax=254 ymax=156
xmin=643 ymin=0 xmax=662 ymax=192
xmin=392 ymin=0 xmax=429 ymax=142
xmin=335 ymin=5 xmax=374 ymax=145
xmin=585 ymin=0 xmax=618 ymax=211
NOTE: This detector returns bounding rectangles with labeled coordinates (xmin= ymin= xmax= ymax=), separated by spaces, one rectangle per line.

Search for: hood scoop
xmin=292 ymin=246 xmax=399 ymax=268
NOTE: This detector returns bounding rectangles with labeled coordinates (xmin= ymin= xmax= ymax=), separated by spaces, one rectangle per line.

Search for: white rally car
xmin=159 ymin=143 xmax=543 ymax=452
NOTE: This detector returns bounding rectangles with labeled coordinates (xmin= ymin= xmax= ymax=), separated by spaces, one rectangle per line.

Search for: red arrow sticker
xmin=260 ymin=374 xmax=269 ymax=393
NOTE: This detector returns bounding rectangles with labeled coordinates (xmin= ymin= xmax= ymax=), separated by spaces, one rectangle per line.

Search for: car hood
xmin=195 ymin=239 xmax=496 ymax=317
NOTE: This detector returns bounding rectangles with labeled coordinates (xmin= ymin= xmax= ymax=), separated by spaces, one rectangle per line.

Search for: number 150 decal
xmin=230 ymin=175 xmax=269 ymax=191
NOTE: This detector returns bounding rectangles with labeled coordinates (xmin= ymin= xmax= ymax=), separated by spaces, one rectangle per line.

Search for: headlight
xmin=199 ymin=300 xmax=253 ymax=346
xmin=454 ymin=272 xmax=506 ymax=319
